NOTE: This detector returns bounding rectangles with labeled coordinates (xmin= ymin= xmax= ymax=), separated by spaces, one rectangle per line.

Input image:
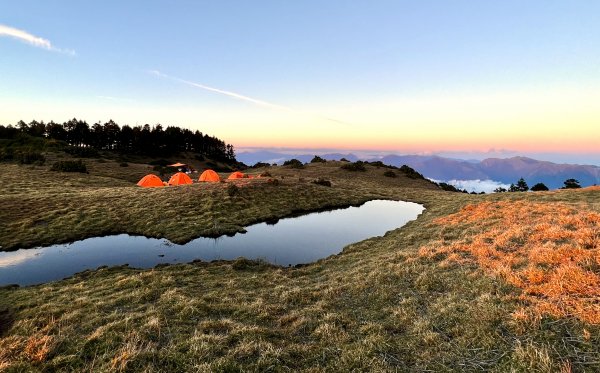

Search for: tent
xmin=168 ymin=172 xmax=193 ymax=186
xmin=137 ymin=174 xmax=164 ymax=188
xmin=168 ymin=162 xmax=187 ymax=168
xmin=228 ymin=171 xmax=245 ymax=180
xmin=199 ymin=169 xmax=220 ymax=182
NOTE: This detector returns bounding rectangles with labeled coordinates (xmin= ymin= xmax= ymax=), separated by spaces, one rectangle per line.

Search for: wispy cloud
xmin=0 ymin=24 xmax=75 ymax=55
xmin=148 ymin=70 xmax=349 ymax=125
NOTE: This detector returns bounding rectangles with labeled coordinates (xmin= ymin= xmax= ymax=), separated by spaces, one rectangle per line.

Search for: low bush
xmin=50 ymin=160 xmax=88 ymax=173
xmin=252 ymin=162 xmax=270 ymax=168
xmin=310 ymin=155 xmax=326 ymax=163
xmin=226 ymin=183 xmax=240 ymax=197
xmin=17 ymin=150 xmax=46 ymax=165
xmin=341 ymin=161 xmax=366 ymax=172
xmin=383 ymin=170 xmax=396 ymax=178
xmin=260 ymin=171 xmax=272 ymax=177
xmin=399 ymin=165 xmax=425 ymax=179
xmin=283 ymin=159 xmax=304 ymax=169
xmin=438 ymin=182 xmax=461 ymax=192
xmin=313 ymin=178 xmax=332 ymax=187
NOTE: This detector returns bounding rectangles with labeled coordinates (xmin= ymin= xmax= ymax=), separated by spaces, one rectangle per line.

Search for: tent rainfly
xmin=168 ymin=172 xmax=193 ymax=186
xmin=227 ymin=171 xmax=245 ymax=180
xmin=137 ymin=174 xmax=164 ymax=188
xmin=199 ymin=169 xmax=220 ymax=182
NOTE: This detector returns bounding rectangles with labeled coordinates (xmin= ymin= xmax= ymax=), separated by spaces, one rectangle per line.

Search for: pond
xmin=0 ymin=200 xmax=424 ymax=286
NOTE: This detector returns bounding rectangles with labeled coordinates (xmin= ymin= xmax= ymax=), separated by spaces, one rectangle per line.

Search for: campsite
xmin=0 ymin=149 xmax=599 ymax=371
xmin=2 ymin=2 xmax=600 ymax=371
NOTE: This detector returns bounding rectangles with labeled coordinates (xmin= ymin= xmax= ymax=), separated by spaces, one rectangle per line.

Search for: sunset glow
xmin=1 ymin=1 xmax=599 ymax=162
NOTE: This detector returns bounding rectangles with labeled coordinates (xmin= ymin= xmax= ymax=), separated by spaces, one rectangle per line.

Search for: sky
xmin=1 ymin=1 xmax=599 ymax=164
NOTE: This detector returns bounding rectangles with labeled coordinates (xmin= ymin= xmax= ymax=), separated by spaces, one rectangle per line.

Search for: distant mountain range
xmin=237 ymin=151 xmax=600 ymax=189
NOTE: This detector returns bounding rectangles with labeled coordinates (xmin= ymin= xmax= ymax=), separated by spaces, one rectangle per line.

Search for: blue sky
xmin=1 ymin=1 xmax=599 ymax=163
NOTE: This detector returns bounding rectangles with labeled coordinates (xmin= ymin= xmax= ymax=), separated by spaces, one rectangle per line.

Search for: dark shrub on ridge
xmin=310 ymin=155 xmax=326 ymax=163
xmin=50 ymin=160 xmax=88 ymax=173
xmin=399 ymin=165 xmax=425 ymax=179
xmin=383 ymin=170 xmax=397 ymax=178
xmin=531 ymin=182 xmax=549 ymax=191
xmin=341 ymin=161 xmax=366 ymax=171
xmin=283 ymin=159 xmax=304 ymax=168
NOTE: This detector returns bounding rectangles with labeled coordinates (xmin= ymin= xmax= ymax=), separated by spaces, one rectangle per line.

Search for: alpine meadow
xmin=1 ymin=2 xmax=599 ymax=372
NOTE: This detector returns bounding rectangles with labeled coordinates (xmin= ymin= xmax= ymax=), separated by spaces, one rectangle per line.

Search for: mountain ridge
xmin=237 ymin=151 xmax=600 ymax=189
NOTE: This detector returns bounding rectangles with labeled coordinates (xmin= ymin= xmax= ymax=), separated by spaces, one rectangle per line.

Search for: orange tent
xmin=199 ymin=169 xmax=220 ymax=182
xmin=168 ymin=172 xmax=193 ymax=186
xmin=228 ymin=171 xmax=245 ymax=180
xmin=137 ymin=174 xmax=164 ymax=188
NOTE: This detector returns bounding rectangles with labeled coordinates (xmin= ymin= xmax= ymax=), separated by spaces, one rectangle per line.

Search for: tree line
xmin=494 ymin=177 xmax=583 ymax=192
xmin=0 ymin=119 xmax=236 ymax=161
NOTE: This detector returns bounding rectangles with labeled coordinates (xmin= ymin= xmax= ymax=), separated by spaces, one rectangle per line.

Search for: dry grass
xmin=1 ymin=159 xmax=599 ymax=371
xmin=419 ymin=200 xmax=600 ymax=325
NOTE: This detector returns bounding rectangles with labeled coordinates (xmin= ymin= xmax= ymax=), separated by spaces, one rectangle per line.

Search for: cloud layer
xmin=0 ymin=24 xmax=75 ymax=55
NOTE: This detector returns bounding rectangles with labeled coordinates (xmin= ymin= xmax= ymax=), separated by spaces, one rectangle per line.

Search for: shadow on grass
xmin=0 ymin=307 xmax=14 ymax=337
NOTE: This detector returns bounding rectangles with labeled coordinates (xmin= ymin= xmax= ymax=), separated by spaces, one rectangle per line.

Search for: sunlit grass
xmin=420 ymin=200 xmax=600 ymax=325
xmin=0 ymin=158 xmax=599 ymax=371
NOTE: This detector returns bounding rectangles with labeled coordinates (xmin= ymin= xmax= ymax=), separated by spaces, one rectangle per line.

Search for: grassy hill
xmin=0 ymin=156 xmax=598 ymax=371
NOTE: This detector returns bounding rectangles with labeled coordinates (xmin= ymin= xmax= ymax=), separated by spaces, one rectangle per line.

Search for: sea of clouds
xmin=431 ymin=179 xmax=511 ymax=193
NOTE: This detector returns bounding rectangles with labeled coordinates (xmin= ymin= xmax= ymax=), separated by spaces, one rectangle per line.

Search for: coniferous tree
xmin=562 ymin=179 xmax=581 ymax=189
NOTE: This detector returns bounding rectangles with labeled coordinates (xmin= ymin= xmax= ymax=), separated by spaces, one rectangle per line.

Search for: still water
xmin=0 ymin=200 xmax=424 ymax=286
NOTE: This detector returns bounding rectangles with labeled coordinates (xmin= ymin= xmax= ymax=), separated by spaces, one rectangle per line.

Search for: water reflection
xmin=0 ymin=200 xmax=424 ymax=286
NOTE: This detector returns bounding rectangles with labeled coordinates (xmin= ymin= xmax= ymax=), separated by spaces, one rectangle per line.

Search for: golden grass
xmin=420 ymin=200 xmax=600 ymax=324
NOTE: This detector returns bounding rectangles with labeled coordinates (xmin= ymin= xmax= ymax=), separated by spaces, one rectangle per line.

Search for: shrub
xmin=283 ymin=159 xmax=304 ymax=168
xmin=252 ymin=162 xmax=270 ymax=168
xmin=313 ymin=178 xmax=331 ymax=187
xmin=369 ymin=161 xmax=397 ymax=169
xmin=494 ymin=187 xmax=507 ymax=193
xmin=438 ymin=182 xmax=461 ymax=192
xmin=64 ymin=146 xmax=99 ymax=158
xmin=310 ymin=155 xmax=326 ymax=163
xmin=267 ymin=178 xmax=280 ymax=186
xmin=383 ymin=170 xmax=396 ymax=178
xmin=562 ymin=178 xmax=581 ymax=189
xmin=0 ymin=148 xmax=15 ymax=161
xmin=17 ymin=150 xmax=45 ymax=165
xmin=260 ymin=171 xmax=272 ymax=177
xmin=340 ymin=158 xmax=349 ymax=162
xmin=50 ymin=160 xmax=88 ymax=173
xmin=226 ymin=183 xmax=240 ymax=197
xmin=341 ymin=161 xmax=366 ymax=172
xmin=119 ymin=162 xmax=129 ymax=167
xmin=399 ymin=165 xmax=425 ymax=179
xmin=531 ymin=182 xmax=549 ymax=191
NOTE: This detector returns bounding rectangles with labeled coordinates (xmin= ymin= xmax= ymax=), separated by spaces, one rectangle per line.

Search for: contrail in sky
xmin=0 ymin=24 xmax=75 ymax=55
xmin=148 ymin=70 xmax=349 ymax=125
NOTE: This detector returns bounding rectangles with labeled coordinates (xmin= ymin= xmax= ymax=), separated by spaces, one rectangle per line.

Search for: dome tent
xmin=168 ymin=172 xmax=193 ymax=186
xmin=137 ymin=174 xmax=164 ymax=188
xmin=199 ymin=169 xmax=221 ymax=182
xmin=227 ymin=171 xmax=245 ymax=180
